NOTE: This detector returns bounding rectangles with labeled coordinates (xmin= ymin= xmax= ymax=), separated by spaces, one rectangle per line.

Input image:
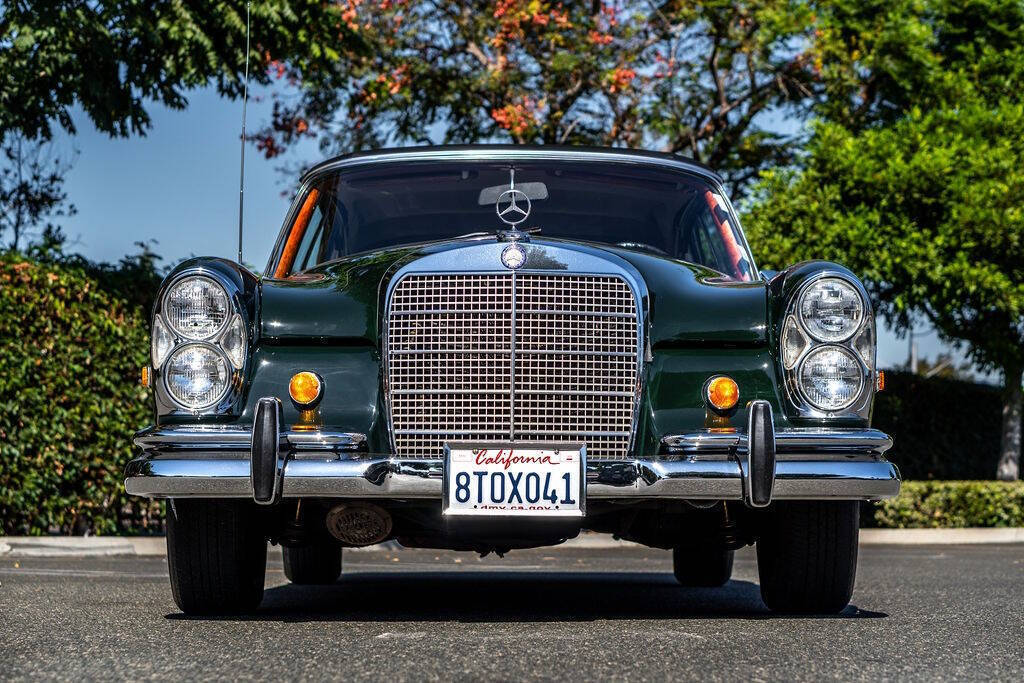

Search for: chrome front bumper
xmin=125 ymin=424 xmax=900 ymax=503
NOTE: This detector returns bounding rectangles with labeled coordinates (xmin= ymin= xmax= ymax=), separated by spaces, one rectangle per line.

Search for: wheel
xmin=282 ymin=541 xmax=343 ymax=585
xmin=756 ymin=501 xmax=859 ymax=614
xmin=165 ymin=499 xmax=267 ymax=615
xmin=672 ymin=547 xmax=734 ymax=587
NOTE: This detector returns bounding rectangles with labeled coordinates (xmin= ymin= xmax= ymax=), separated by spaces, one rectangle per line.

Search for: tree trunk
xmin=996 ymin=364 xmax=1022 ymax=481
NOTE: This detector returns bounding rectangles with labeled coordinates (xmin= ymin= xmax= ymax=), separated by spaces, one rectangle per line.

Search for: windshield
xmin=270 ymin=159 xmax=755 ymax=281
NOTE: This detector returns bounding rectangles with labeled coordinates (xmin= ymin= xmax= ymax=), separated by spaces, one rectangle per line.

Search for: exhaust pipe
xmin=325 ymin=502 xmax=393 ymax=546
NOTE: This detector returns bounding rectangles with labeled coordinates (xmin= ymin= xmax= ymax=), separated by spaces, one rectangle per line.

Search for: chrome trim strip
xmin=124 ymin=454 xmax=899 ymax=501
xmin=509 ymin=271 xmax=517 ymax=442
xmin=661 ymin=428 xmax=893 ymax=455
xmin=389 ymin=388 xmax=634 ymax=397
xmin=390 ymin=308 xmax=639 ymax=318
xmin=391 ymin=429 xmax=633 ymax=437
xmin=134 ymin=426 xmax=367 ymax=452
xmin=515 ymin=349 xmax=635 ymax=357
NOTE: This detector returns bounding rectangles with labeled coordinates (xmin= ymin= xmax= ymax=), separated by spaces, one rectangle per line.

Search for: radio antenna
xmin=237 ymin=1 xmax=251 ymax=265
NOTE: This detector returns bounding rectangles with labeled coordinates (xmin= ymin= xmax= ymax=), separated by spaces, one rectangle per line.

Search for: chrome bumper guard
xmin=126 ymin=401 xmax=900 ymax=504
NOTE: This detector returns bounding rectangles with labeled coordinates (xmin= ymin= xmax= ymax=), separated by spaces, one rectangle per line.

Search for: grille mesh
xmin=386 ymin=272 xmax=639 ymax=459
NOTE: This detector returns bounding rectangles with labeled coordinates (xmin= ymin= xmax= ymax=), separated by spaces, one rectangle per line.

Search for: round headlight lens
xmin=798 ymin=346 xmax=864 ymax=412
xmin=164 ymin=276 xmax=229 ymax=340
xmin=164 ymin=344 xmax=230 ymax=409
xmin=798 ymin=278 xmax=864 ymax=342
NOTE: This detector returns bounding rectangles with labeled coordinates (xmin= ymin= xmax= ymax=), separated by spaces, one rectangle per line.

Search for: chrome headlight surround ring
xmin=780 ymin=271 xmax=876 ymax=420
xmin=151 ymin=266 xmax=250 ymax=415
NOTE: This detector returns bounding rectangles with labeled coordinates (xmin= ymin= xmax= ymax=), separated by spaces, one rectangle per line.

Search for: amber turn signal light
xmin=706 ymin=376 xmax=739 ymax=412
xmin=140 ymin=365 xmax=151 ymax=388
xmin=876 ymin=370 xmax=886 ymax=392
xmin=289 ymin=371 xmax=323 ymax=406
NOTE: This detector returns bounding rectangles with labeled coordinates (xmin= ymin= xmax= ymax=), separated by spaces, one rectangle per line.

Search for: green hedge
xmin=873 ymin=371 xmax=1010 ymax=480
xmin=0 ymin=255 xmax=161 ymax=535
xmin=867 ymin=481 xmax=1024 ymax=528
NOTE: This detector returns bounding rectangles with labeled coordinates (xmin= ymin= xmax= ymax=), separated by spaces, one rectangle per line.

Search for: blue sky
xmin=56 ymin=86 xmax=311 ymax=271
xmin=54 ymin=86 xmax=983 ymax=377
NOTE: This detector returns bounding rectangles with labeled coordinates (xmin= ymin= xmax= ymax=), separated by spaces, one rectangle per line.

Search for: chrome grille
xmin=386 ymin=272 xmax=639 ymax=459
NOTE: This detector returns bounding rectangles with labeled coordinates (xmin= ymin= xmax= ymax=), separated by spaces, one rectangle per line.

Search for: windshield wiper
xmin=616 ymin=241 xmax=668 ymax=256
xmin=449 ymin=231 xmax=494 ymax=240
xmin=451 ymin=227 xmax=542 ymax=240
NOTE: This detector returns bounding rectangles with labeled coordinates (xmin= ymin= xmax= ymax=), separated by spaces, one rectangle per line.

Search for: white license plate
xmin=443 ymin=443 xmax=586 ymax=517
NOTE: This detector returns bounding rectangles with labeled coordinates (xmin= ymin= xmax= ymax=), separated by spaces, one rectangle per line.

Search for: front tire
xmin=166 ymin=499 xmax=267 ymax=615
xmin=672 ymin=547 xmax=734 ymax=587
xmin=283 ymin=541 xmax=343 ymax=585
xmin=756 ymin=501 xmax=859 ymax=614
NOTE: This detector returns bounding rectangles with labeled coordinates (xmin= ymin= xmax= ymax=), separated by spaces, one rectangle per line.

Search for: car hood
xmin=259 ymin=238 xmax=768 ymax=347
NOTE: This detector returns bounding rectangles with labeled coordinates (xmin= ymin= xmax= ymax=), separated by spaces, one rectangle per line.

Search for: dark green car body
xmin=127 ymin=147 xmax=898 ymax=615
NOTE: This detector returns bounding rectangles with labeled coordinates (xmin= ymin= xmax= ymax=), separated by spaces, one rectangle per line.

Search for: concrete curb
xmin=0 ymin=537 xmax=167 ymax=557
xmin=2 ymin=528 xmax=1022 ymax=557
xmin=859 ymin=527 xmax=1024 ymax=545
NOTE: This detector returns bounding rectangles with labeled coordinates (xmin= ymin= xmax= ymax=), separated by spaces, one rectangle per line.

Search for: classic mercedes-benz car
xmin=126 ymin=146 xmax=899 ymax=615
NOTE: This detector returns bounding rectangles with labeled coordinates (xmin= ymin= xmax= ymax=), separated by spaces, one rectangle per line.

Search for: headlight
xmin=164 ymin=344 xmax=230 ymax=409
xmin=797 ymin=346 xmax=864 ymax=411
xmin=163 ymin=276 xmax=229 ymax=340
xmin=798 ymin=278 xmax=864 ymax=342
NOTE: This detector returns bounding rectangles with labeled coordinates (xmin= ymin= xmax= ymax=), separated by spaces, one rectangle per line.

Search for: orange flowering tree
xmin=254 ymin=0 xmax=818 ymax=192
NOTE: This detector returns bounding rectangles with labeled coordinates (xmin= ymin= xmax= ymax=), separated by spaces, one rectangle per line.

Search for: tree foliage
xmin=745 ymin=0 xmax=1024 ymax=479
xmin=254 ymin=0 xmax=819 ymax=191
xmin=747 ymin=104 xmax=1024 ymax=373
xmin=810 ymin=0 xmax=1024 ymax=130
xmin=0 ymin=0 xmax=360 ymax=140
xmin=0 ymin=134 xmax=76 ymax=250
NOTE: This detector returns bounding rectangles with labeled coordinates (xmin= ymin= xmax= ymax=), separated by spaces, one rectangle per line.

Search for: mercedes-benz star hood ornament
xmin=496 ymin=169 xmax=531 ymax=227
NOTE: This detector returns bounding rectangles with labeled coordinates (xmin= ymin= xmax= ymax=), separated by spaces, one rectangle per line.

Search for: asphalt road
xmin=1 ymin=543 xmax=1022 ymax=681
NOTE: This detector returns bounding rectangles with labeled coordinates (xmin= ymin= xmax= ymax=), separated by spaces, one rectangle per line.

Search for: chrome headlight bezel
xmin=150 ymin=267 xmax=249 ymax=414
xmin=780 ymin=271 xmax=875 ymax=418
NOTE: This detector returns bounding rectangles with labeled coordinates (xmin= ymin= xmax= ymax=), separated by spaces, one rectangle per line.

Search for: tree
xmin=0 ymin=1 xmax=360 ymax=140
xmin=749 ymin=0 xmax=1024 ymax=481
xmin=748 ymin=105 xmax=1024 ymax=480
xmin=745 ymin=0 xmax=1024 ymax=480
xmin=253 ymin=0 xmax=819 ymax=193
xmin=810 ymin=0 xmax=1024 ymax=131
xmin=0 ymin=134 xmax=76 ymax=251
xmin=1 ymin=1 xmax=361 ymax=252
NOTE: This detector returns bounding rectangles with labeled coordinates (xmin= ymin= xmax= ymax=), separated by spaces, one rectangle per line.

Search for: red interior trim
xmin=273 ymin=188 xmax=321 ymax=278
xmin=704 ymin=190 xmax=747 ymax=280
